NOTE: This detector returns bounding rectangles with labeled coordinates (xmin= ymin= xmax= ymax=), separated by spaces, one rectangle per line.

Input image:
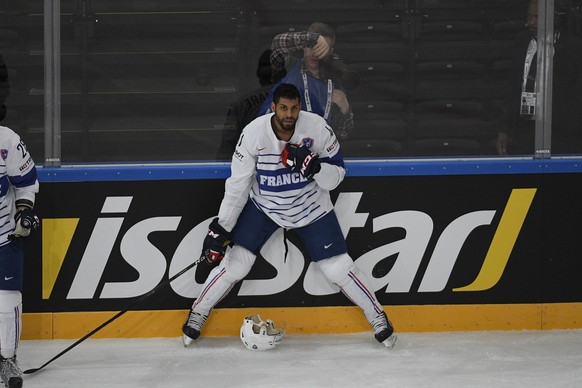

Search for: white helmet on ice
xmin=240 ymin=314 xmax=284 ymax=351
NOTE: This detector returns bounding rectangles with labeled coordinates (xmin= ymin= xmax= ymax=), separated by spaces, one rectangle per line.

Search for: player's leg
xmin=296 ymin=211 xmax=396 ymax=348
xmin=0 ymin=242 xmax=24 ymax=387
xmin=318 ymin=253 xmax=396 ymax=347
xmin=182 ymin=245 xmax=256 ymax=345
xmin=183 ymin=201 xmax=279 ymax=346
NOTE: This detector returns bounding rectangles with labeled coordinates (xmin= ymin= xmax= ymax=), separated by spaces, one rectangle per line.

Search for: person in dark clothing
xmin=497 ymin=0 xmax=582 ymax=155
xmin=0 ymin=54 xmax=9 ymax=122
xmin=216 ymin=50 xmax=273 ymax=160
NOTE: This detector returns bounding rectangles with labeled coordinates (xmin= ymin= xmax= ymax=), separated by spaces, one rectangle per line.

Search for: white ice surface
xmin=19 ymin=330 xmax=582 ymax=388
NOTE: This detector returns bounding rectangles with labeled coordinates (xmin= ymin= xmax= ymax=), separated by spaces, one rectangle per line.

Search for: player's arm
xmin=313 ymin=157 xmax=345 ymax=191
xmin=313 ymin=123 xmax=345 ymax=190
xmin=7 ymin=136 xmax=39 ymax=202
xmin=314 ymin=157 xmax=345 ymax=193
xmin=217 ymin=131 xmax=257 ymax=231
xmin=7 ymin=135 xmax=40 ymax=239
xmin=201 ymin=131 xmax=257 ymax=264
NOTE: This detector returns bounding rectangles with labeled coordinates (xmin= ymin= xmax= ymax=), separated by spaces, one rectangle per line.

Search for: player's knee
xmin=222 ymin=245 xmax=257 ymax=281
xmin=318 ymin=253 xmax=354 ymax=286
xmin=0 ymin=290 xmax=21 ymax=312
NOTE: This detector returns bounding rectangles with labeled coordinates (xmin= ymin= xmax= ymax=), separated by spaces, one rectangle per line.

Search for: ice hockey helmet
xmin=240 ymin=314 xmax=284 ymax=351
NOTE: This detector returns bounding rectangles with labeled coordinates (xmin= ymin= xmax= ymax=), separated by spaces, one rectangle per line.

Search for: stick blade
xmin=23 ymin=368 xmax=41 ymax=375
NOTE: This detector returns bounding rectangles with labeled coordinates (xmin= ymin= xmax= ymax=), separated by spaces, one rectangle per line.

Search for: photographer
xmin=496 ymin=0 xmax=582 ymax=155
xmin=258 ymin=22 xmax=357 ymax=140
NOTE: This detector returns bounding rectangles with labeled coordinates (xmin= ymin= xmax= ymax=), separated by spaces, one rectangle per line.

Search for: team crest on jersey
xmin=301 ymin=138 xmax=314 ymax=148
xmin=0 ymin=149 xmax=7 ymax=160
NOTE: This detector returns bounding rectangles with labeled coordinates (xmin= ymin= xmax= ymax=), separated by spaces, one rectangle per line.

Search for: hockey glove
xmin=201 ymin=218 xmax=231 ymax=265
xmin=8 ymin=208 xmax=40 ymax=240
xmin=281 ymin=143 xmax=321 ymax=180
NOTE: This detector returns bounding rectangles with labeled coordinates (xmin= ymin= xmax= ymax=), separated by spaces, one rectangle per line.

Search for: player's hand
xmin=201 ymin=218 xmax=231 ymax=264
xmin=8 ymin=208 xmax=39 ymax=240
xmin=281 ymin=143 xmax=321 ymax=180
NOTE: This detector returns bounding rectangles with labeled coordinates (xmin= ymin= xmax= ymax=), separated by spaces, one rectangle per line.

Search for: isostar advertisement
xmin=23 ymin=172 xmax=582 ymax=313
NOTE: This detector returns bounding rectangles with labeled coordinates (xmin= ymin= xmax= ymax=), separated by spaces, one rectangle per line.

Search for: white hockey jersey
xmin=0 ymin=126 xmax=39 ymax=247
xmin=218 ymin=111 xmax=345 ymax=231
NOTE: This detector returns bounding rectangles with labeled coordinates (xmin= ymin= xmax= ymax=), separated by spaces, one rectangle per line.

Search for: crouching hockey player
xmin=182 ymin=83 xmax=396 ymax=349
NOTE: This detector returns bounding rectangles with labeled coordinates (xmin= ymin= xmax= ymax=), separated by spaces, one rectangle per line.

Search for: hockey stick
xmin=23 ymin=256 xmax=206 ymax=375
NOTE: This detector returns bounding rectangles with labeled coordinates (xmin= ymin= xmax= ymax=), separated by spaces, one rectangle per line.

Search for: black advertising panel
xmin=25 ymin=168 xmax=582 ymax=314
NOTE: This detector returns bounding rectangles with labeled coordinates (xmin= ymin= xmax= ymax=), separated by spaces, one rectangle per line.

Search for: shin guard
xmin=319 ymin=254 xmax=384 ymax=323
xmin=191 ymin=245 xmax=256 ymax=315
xmin=0 ymin=291 xmax=22 ymax=359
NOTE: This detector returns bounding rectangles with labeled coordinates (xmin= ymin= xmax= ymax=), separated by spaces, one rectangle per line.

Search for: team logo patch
xmin=1 ymin=149 xmax=7 ymax=160
xmin=301 ymin=138 xmax=314 ymax=148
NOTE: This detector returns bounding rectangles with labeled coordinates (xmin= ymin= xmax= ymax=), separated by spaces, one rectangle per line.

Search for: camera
xmin=322 ymin=54 xmax=361 ymax=92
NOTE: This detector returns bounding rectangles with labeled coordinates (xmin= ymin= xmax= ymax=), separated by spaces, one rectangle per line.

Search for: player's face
xmin=271 ymin=97 xmax=300 ymax=132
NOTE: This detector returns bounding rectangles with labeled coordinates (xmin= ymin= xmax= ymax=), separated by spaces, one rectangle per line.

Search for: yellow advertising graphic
xmin=454 ymin=188 xmax=537 ymax=292
xmin=42 ymin=218 xmax=79 ymax=299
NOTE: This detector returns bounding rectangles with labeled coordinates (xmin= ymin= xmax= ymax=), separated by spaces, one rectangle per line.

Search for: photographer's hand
xmin=312 ymin=35 xmax=331 ymax=59
xmin=332 ymin=89 xmax=350 ymax=114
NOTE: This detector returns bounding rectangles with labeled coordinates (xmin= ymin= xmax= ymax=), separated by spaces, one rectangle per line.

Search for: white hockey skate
xmin=182 ymin=310 xmax=208 ymax=347
xmin=0 ymin=356 xmax=23 ymax=388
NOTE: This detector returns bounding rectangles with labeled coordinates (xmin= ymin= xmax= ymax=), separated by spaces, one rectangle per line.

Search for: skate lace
xmin=371 ymin=313 xmax=388 ymax=334
xmin=186 ymin=311 xmax=208 ymax=330
xmin=0 ymin=357 xmax=21 ymax=379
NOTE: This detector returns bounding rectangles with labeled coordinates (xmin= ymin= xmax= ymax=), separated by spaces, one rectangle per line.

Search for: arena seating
xmin=2 ymin=0 xmax=580 ymax=161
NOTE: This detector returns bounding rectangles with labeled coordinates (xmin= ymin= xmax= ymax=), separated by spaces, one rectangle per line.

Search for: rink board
xmin=21 ymin=159 xmax=582 ymax=339
xmin=21 ymin=303 xmax=582 ymax=340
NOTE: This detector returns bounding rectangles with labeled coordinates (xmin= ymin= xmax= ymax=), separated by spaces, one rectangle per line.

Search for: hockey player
xmin=0 ymin=125 xmax=39 ymax=388
xmin=182 ymin=83 xmax=396 ymax=348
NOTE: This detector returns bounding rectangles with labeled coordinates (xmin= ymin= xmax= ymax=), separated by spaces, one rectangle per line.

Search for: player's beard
xmin=274 ymin=114 xmax=297 ymax=132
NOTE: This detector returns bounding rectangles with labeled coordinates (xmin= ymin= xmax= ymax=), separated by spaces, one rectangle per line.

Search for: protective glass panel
xmin=3 ymin=0 xmax=581 ymax=162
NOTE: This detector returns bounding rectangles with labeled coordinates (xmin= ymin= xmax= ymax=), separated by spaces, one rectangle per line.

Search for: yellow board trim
xmin=21 ymin=303 xmax=582 ymax=340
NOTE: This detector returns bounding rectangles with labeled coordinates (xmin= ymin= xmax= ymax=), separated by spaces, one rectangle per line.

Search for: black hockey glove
xmin=201 ymin=218 xmax=231 ymax=265
xmin=8 ymin=208 xmax=40 ymax=240
xmin=281 ymin=143 xmax=321 ymax=180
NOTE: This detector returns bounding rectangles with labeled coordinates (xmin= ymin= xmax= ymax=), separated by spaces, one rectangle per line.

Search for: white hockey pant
xmin=191 ymin=245 xmax=256 ymax=316
xmin=318 ymin=254 xmax=384 ymax=323
xmin=0 ymin=290 xmax=22 ymax=359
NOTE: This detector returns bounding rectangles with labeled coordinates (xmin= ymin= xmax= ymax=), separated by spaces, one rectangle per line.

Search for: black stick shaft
xmin=23 ymin=257 xmax=204 ymax=375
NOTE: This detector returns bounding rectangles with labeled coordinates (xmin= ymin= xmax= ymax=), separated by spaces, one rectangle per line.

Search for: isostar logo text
xmin=41 ymin=189 xmax=536 ymax=300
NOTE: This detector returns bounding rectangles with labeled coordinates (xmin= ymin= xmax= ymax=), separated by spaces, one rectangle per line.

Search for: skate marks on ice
xmin=19 ymin=330 xmax=582 ymax=388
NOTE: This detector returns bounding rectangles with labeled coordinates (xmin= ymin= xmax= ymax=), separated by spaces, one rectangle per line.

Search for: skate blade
xmin=381 ymin=334 xmax=397 ymax=349
xmin=182 ymin=334 xmax=193 ymax=347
